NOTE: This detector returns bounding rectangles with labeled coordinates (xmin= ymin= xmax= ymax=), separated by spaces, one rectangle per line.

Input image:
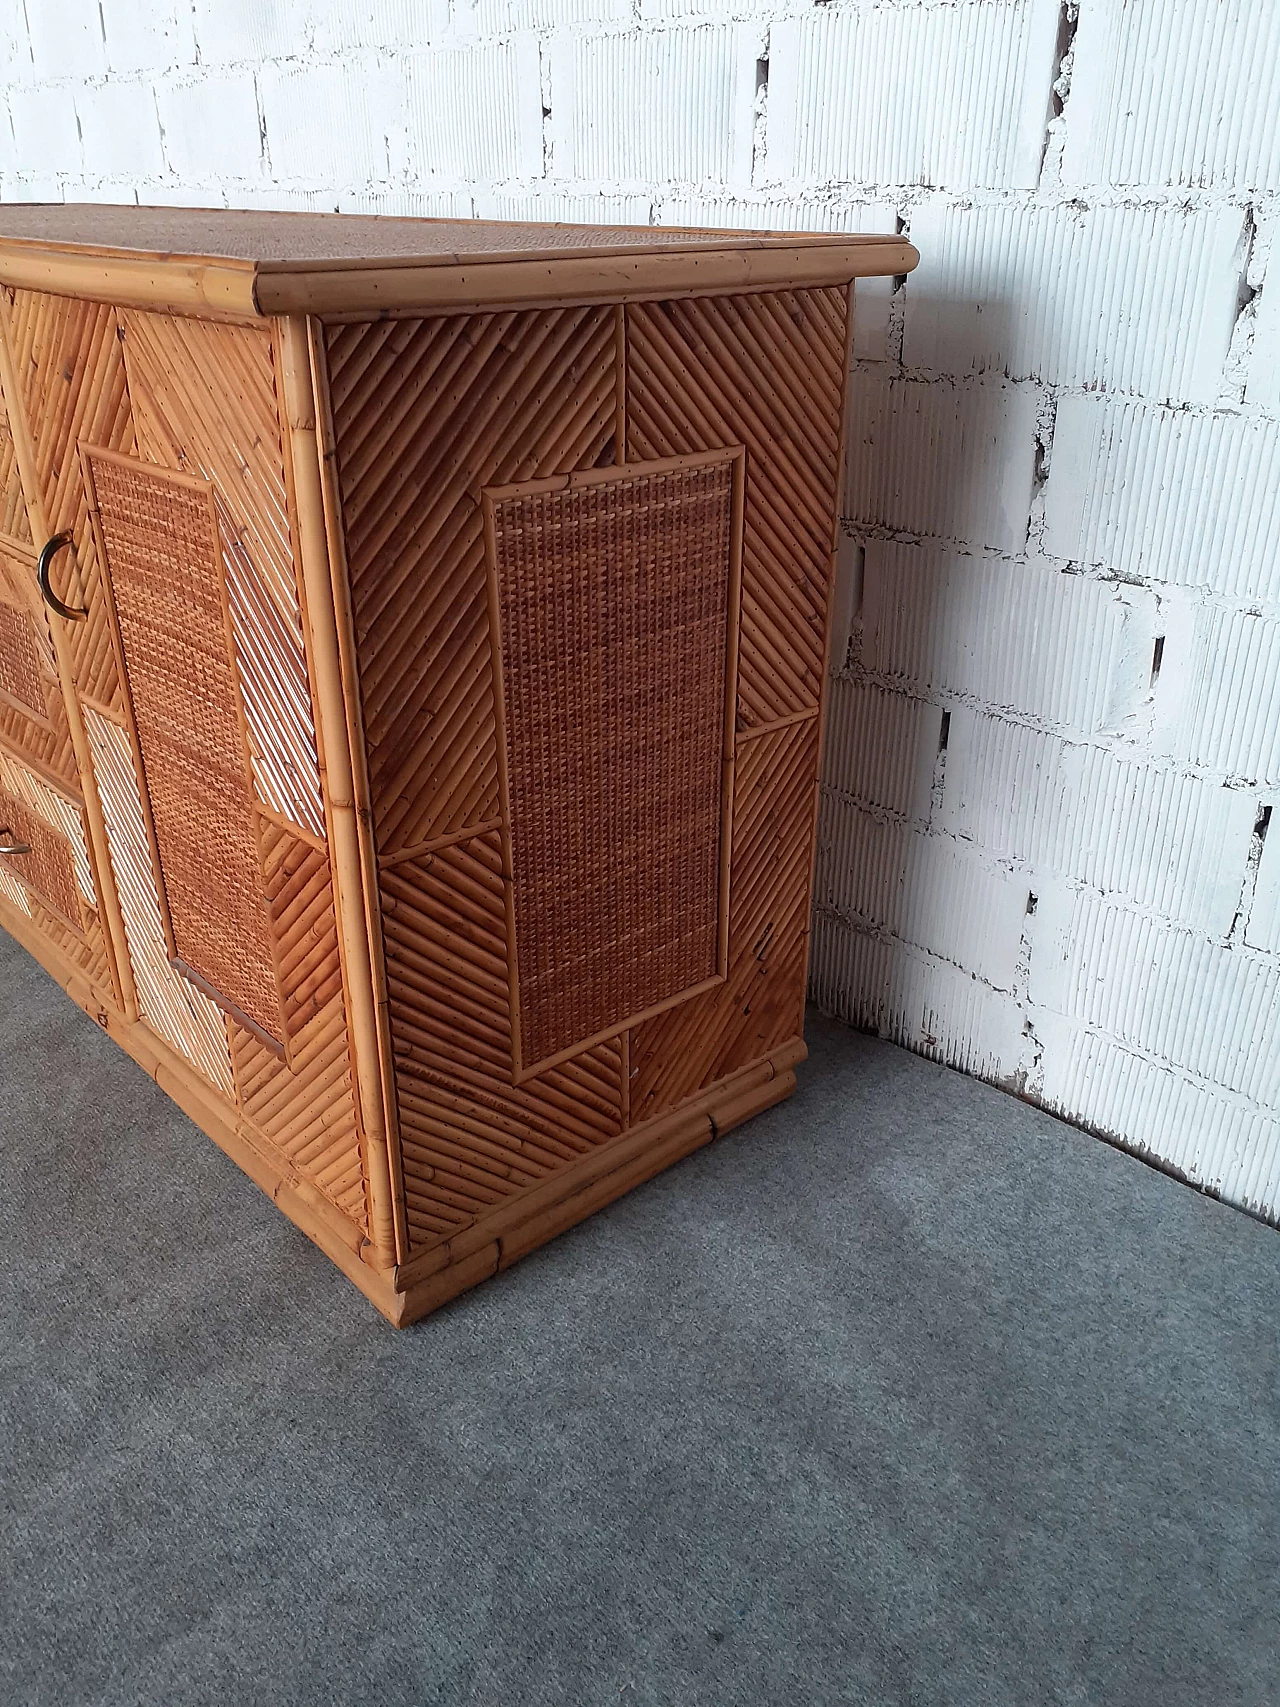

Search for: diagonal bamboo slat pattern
xmin=0 ymin=357 xmax=31 ymax=544
xmin=7 ymin=289 xmax=134 ymax=716
xmin=84 ymin=707 xmax=237 ymax=1096
xmin=326 ymin=307 xmax=618 ymax=857
xmin=0 ymin=741 xmax=114 ymax=1003
xmin=381 ymin=835 xmax=624 ymax=1252
xmin=119 ymin=312 xmax=325 ymax=841
xmin=625 ymin=290 xmax=848 ymax=731
xmin=629 ymin=717 xmax=821 ymax=1122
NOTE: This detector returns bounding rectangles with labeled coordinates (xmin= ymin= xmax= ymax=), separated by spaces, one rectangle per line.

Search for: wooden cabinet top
xmin=0 ymin=203 xmax=918 ymax=320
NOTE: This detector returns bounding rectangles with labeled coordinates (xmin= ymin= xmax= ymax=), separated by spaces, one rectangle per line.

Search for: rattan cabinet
xmin=0 ymin=208 xmax=917 ymax=1325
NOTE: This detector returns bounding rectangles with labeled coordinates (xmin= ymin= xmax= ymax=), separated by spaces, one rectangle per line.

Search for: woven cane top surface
xmin=0 ymin=205 xmax=917 ymax=316
xmin=0 ymin=203 xmax=905 ymax=266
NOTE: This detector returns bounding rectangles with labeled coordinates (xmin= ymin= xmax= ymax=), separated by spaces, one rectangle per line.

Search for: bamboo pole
xmin=0 ymin=288 xmax=137 ymax=1021
xmin=306 ymin=316 xmax=412 ymax=1265
xmin=255 ymin=242 xmax=920 ymax=317
xmin=276 ymin=315 xmax=400 ymax=1270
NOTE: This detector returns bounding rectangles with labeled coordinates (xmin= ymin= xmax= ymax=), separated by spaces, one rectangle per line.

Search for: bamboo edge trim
xmin=259 ymin=243 xmax=920 ymax=316
xmin=276 ymin=315 xmax=400 ymax=1269
xmin=0 ymin=234 xmax=918 ymax=323
xmin=303 ymin=314 xmax=412 ymax=1266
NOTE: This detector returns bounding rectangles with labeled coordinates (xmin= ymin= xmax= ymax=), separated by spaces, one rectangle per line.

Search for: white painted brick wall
xmin=3 ymin=0 xmax=1280 ymax=1224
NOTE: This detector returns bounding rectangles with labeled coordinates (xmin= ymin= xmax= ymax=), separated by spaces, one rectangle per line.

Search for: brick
xmin=259 ymin=57 xmax=398 ymax=186
xmin=75 ymin=81 xmax=167 ymax=183
xmin=190 ymin=0 xmax=302 ymax=64
xmin=402 ymin=41 xmax=544 ymax=183
xmin=941 ymin=708 xmax=1256 ymax=935
xmin=0 ymin=0 xmax=33 ymax=84
xmin=309 ymin=0 xmax=449 ymax=52
xmin=815 ymin=806 xmax=1027 ymax=990
xmin=809 ymin=913 xmax=1028 ymax=1086
xmin=860 ymin=543 xmax=1156 ymax=736
xmin=1044 ymin=396 xmax=1280 ymax=606
xmin=548 ymin=25 xmax=757 ymax=186
xmin=820 ymin=677 xmax=941 ymax=824
xmin=1171 ymin=607 xmax=1280 ymax=785
xmin=904 ymin=198 xmax=1247 ymax=402
xmin=26 ymin=0 xmax=105 ymax=81
xmin=1029 ymin=892 xmax=1280 ymax=1108
xmin=155 ymin=71 xmax=264 ymax=184
xmin=1249 ymin=266 xmax=1280 ymax=414
xmin=474 ymin=190 xmax=651 ymax=223
xmin=100 ymin=0 xmax=197 ymax=74
xmin=1035 ymin=1013 xmax=1280 ymax=1220
xmin=9 ymin=84 xmax=82 ymax=182
xmin=845 ymin=374 xmax=1038 ymax=554
xmin=478 ymin=0 xmax=629 ymax=32
xmin=1247 ymin=814 xmax=1280 ymax=956
xmin=768 ymin=0 xmax=1059 ymax=191
xmin=1063 ymin=0 xmax=1280 ymax=190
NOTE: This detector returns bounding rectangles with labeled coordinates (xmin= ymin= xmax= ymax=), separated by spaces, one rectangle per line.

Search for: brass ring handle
xmin=0 ymin=828 xmax=32 ymax=857
xmin=37 ymin=532 xmax=87 ymax=623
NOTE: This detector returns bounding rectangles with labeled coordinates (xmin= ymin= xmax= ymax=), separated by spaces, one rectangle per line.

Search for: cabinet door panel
xmin=83 ymin=445 xmax=287 ymax=1053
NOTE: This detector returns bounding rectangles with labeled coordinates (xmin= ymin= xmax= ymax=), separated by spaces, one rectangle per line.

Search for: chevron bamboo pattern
xmin=381 ymin=835 xmax=624 ymax=1251
xmin=628 ymin=717 xmax=820 ymax=1122
xmin=625 ymin=290 xmax=848 ymax=731
xmin=84 ymin=707 xmax=237 ymax=1097
xmin=0 ymin=742 xmax=115 ymax=1004
xmin=326 ymin=307 xmax=618 ymax=858
xmin=119 ymin=312 xmax=325 ymax=841
xmin=7 ymin=290 xmax=134 ymax=716
xmin=0 ymin=360 xmax=31 ymax=543
xmin=229 ymin=812 xmax=366 ymax=1225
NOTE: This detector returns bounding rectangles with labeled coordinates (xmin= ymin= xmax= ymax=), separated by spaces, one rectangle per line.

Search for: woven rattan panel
xmin=0 ymin=599 xmax=46 ymax=719
xmin=84 ymin=449 xmax=284 ymax=1046
xmin=487 ymin=455 xmax=738 ymax=1073
xmin=0 ymin=788 xmax=80 ymax=928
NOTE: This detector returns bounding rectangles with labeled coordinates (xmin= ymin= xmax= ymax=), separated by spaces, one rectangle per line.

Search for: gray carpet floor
xmin=1 ymin=928 xmax=1277 ymax=1707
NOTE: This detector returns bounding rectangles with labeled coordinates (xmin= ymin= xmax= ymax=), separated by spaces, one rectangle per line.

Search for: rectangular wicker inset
xmin=0 ymin=600 xmax=47 ymax=720
xmin=82 ymin=447 xmax=284 ymax=1049
xmin=486 ymin=451 xmax=741 ymax=1075
xmin=0 ymin=788 xmax=81 ymax=930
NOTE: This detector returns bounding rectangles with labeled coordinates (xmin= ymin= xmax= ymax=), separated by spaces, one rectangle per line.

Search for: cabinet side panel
xmin=626 ymin=288 xmax=848 ymax=731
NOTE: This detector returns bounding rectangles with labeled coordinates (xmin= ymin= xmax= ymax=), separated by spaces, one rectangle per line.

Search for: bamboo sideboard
xmin=0 ymin=207 xmax=917 ymax=1325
